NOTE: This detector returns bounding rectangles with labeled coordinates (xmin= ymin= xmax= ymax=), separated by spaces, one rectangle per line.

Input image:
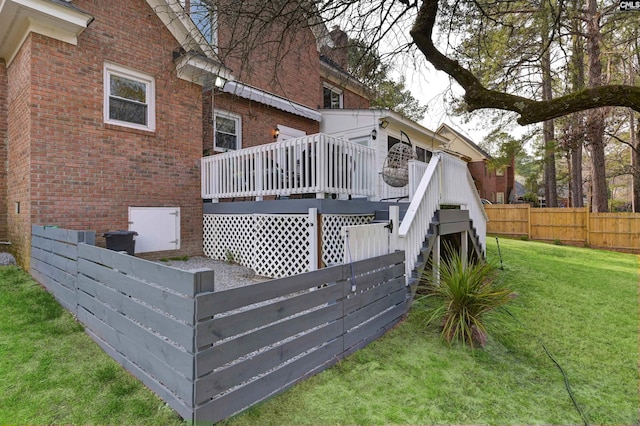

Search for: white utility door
xmin=128 ymin=207 xmax=180 ymax=253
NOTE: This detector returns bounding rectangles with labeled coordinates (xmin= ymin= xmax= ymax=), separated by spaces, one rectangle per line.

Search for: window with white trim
xmin=214 ymin=110 xmax=241 ymax=151
xmin=179 ymin=0 xmax=218 ymax=45
xmin=104 ymin=63 xmax=155 ymax=131
xmin=323 ymin=84 xmax=343 ymax=109
xmin=497 ymin=192 xmax=505 ymax=204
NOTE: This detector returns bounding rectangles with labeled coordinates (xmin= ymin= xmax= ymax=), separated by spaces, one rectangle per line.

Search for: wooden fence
xmin=30 ymin=225 xmax=408 ymax=424
xmin=485 ymin=205 xmax=640 ymax=251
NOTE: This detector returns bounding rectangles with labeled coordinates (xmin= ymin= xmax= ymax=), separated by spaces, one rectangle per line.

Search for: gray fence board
xmin=77 ymin=274 xmax=194 ymax=351
xmin=32 ymin=235 xmax=79 ymax=260
xmin=78 ymin=244 xmax=214 ymax=296
xmin=196 ymin=302 xmax=343 ymax=372
xmin=31 ymin=246 xmax=78 ymax=276
xmin=30 ymin=257 xmax=76 ymax=291
xmin=78 ymin=306 xmax=194 ymax=403
xmin=344 ymin=276 xmax=405 ymax=314
xmin=194 ymin=339 xmax=343 ymax=424
xmin=32 ymin=225 xmax=95 ymax=245
xmin=78 ymin=258 xmax=195 ymax=324
xmin=348 ymin=251 xmax=404 ymax=276
xmin=195 ymin=321 xmax=343 ymax=401
xmin=196 ymin=265 xmax=342 ymax=315
xmin=348 ymin=262 xmax=405 ymax=291
xmin=196 ymin=283 xmax=342 ymax=342
xmin=77 ymin=291 xmax=193 ymax=379
xmin=31 ymin=226 xmax=410 ymax=425
xmin=84 ymin=328 xmax=194 ymax=422
xmin=30 ymin=268 xmax=77 ymax=313
xmin=344 ymin=300 xmax=408 ymax=350
xmin=345 ymin=287 xmax=407 ymax=331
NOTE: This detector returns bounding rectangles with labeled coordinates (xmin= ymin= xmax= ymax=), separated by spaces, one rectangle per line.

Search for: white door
xmin=129 ymin=207 xmax=180 ymax=253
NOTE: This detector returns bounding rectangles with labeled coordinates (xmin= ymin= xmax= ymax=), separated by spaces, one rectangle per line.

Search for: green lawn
xmin=0 ymin=238 xmax=637 ymax=425
xmin=0 ymin=266 xmax=184 ymax=425
xmin=220 ymin=238 xmax=638 ymax=425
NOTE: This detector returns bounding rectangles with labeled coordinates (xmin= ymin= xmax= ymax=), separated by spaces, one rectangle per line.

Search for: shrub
xmin=419 ymin=248 xmax=514 ymax=348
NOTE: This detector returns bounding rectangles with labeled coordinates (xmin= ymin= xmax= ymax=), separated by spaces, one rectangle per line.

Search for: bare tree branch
xmin=410 ymin=0 xmax=640 ymax=125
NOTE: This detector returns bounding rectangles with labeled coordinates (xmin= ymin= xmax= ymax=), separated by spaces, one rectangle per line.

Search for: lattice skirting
xmin=203 ymin=213 xmax=373 ymax=278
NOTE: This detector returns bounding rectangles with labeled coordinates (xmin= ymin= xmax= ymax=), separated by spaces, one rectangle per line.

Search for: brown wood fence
xmin=31 ymin=225 xmax=408 ymax=424
xmin=485 ymin=205 xmax=640 ymax=251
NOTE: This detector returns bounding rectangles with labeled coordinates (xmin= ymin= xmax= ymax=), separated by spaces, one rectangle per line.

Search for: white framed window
xmin=497 ymin=192 xmax=505 ymax=204
xmin=214 ymin=110 xmax=241 ymax=151
xmin=496 ymin=167 xmax=504 ymax=176
xmin=416 ymin=146 xmax=432 ymax=163
xmin=104 ymin=63 xmax=155 ymax=131
xmin=323 ymin=84 xmax=343 ymax=109
xmin=179 ymin=0 xmax=218 ymax=45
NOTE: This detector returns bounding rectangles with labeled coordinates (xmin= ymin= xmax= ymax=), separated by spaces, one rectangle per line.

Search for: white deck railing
xmin=438 ymin=153 xmax=487 ymax=255
xmin=397 ymin=154 xmax=442 ymax=280
xmin=202 ymin=134 xmax=376 ymax=201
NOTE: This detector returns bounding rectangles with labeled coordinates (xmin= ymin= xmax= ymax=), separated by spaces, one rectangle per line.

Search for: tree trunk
xmin=585 ymin=0 xmax=608 ymax=212
xmin=541 ymin=19 xmax=558 ymax=207
xmin=569 ymin=10 xmax=584 ymax=208
xmin=543 ymin=120 xmax=558 ymax=207
xmin=631 ymin=111 xmax=640 ymax=212
xmin=570 ymin=144 xmax=584 ymax=207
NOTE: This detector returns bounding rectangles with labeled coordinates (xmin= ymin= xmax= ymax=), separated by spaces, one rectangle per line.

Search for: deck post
xmin=389 ymin=205 xmax=401 ymax=253
xmin=461 ymin=230 xmax=468 ymax=269
xmin=308 ymin=208 xmax=318 ymax=271
xmin=433 ymin=235 xmax=441 ymax=285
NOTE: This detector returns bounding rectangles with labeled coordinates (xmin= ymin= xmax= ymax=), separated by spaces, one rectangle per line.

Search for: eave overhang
xmin=0 ymin=0 xmax=93 ymax=65
xmin=174 ymin=50 xmax=233 ymax=87
xmin=320 ymin=59 xmax=375 ymax=100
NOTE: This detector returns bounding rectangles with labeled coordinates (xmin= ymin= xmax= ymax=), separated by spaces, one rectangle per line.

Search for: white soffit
xmin=223 ymin=81 xmax=322 ymax=122
xmin=174 ymin=51 xmax=233 ymax=87
xmin=0 ymin=0 xmax=93 ymax=65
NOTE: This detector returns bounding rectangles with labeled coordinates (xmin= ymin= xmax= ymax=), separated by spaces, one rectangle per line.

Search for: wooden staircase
xmin=375 ymin=208 xmax=485 ymax=288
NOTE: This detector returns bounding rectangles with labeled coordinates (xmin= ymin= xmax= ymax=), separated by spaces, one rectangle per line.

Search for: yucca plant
xmin=419 ymin=247 xmax=514 ymax=348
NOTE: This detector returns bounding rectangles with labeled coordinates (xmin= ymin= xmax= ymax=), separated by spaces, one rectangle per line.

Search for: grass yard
xmin=0 ymin=266 xmax=184 ymax=425
xmin=220 ymin=238 xmax=638 ymax=425
xmin=0 ymin=238 xmax=637 ymax=424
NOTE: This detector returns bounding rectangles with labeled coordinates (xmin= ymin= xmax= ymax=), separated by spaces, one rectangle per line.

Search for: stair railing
xmin=396 ymin=152 xmax=488 ymax=284
xmin=396 ymin=153 xmax=442 ymax=283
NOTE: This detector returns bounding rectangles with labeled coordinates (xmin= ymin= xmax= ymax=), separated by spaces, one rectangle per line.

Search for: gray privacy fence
xmin=30 ymin=225 xmax=409 ymax=424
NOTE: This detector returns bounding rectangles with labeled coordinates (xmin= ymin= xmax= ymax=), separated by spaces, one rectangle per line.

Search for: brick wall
xmin=6 ymin=0 xmax=205 ymax=267
xmin=468 ymin=161 xmax=488 ymax=200
xmin=6 ymin=37 xmax=32 ymax=264
xmin=217 ymin=3 xmax=321 ymax=111
xmin=467 ymin=160 xmax=514 ymax=203
xmin=342 ymin=89 xmax=370 ymax=109
xmin=203 ymin=91 xmax=320 ymax=151
xmin=0 ymin=59 xmax=7 ymax=243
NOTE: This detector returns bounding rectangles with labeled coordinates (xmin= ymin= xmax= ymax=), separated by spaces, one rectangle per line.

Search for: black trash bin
xmin=104 ymin=230 xmax=138 ymax=255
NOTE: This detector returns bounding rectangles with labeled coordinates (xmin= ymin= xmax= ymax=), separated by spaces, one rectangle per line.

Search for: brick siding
xmin=203 ymin=91 xmax=320 ymax=151
xmin=5 ymin=0 xmax=205 ymax=267
xmin=0 ymin=59 xmax=7 ymax=243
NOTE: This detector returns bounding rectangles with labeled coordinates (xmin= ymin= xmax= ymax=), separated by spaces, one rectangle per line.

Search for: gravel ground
xmin=159 ymin=256 xmax=270 ymax=290
xmin=0 ymin=252 xmax=16 ymax=266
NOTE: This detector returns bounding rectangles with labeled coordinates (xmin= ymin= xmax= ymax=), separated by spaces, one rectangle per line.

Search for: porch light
xmin=273 ymin=127 xmax=280 ymax=139
xmin=371 ymin=129 xmax=377 ymax=140
xmin=214 ymin=76 xmax=226 ymax=89
xmin=379 ymin=119 xmax=389 ymax=129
